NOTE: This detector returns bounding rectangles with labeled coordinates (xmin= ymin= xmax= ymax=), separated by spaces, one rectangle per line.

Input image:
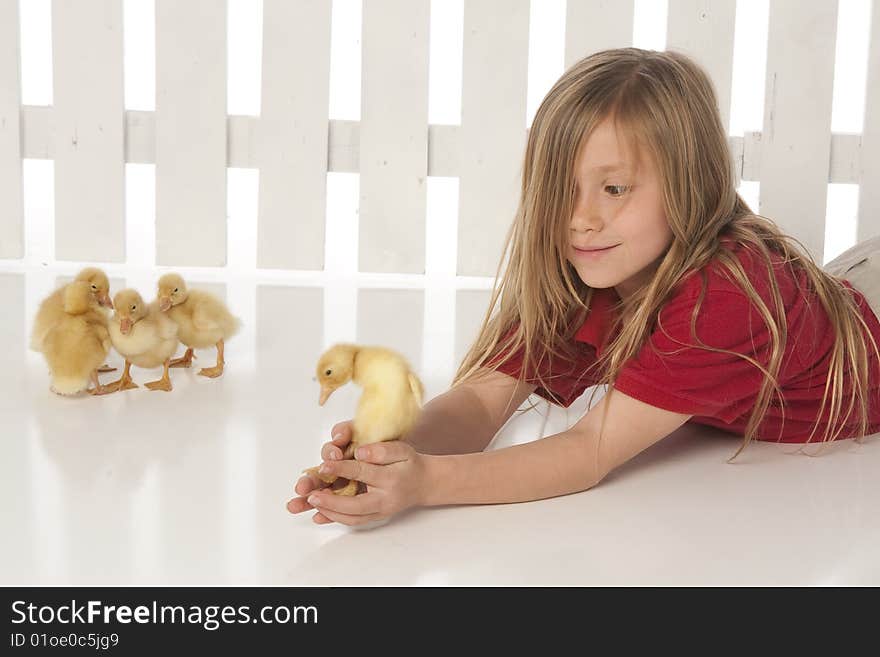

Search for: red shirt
xmin=495 ymin=239 xmax=880 ymax=442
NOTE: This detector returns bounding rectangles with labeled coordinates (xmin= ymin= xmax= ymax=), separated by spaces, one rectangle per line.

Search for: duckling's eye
xmin=91 ymin=284 xmax=97 ymax=290
xmin=131 ymin=305 xmax=136 ymax=311
xmin=325 ymin=369 xmax=332 ymax=376
xmin=173 ymin=288 xmax=178 ymax=293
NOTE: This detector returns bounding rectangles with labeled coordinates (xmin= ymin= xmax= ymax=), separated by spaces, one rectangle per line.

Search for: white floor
xmin=2 ymin=265 xmax=879 ymax=586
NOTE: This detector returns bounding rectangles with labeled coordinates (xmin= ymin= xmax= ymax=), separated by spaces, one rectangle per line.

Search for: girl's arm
xmin=296 ymin=381 xmax=693 ymax=525
xmin=421 ymin=387 xmax=693 ymax=506
xmin=405 ymin=368 xmax=537 ymax=455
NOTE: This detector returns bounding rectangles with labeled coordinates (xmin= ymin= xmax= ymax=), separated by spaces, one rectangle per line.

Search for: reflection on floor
xmin=1 ymin=268 xmax=878 ymax=585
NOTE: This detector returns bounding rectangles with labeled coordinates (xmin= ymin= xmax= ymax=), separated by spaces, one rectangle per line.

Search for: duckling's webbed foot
xmin=107 ymin=360 xmax=138 ymax=392
xmin=87 ymin=370 xmax=117 ymax=396
xmin=198 ymin=364 xmax=224 ymax=378
xmin=303 ymin=465 xmax=338 ymax=485
xmin=145 ymin=360 xmax=173 ymax=392
xmin=169 ymin=348 xmax=195 ymax=368
xmin=198 ymin=340 xmax=225 ymax=378
xmin=332 ymin=478 xmax=359 ymax=496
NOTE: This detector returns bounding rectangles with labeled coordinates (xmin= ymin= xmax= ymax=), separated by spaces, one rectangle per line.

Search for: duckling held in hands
xmin=303 ymin=343 xmax=424 ymax=496
xmin=108 ymin=289 xmax=180 ymax=392
xmin=156 ymin=273 xmax=241 ymax=378
xmin=41 ymin=280 xmax=115 ymax=396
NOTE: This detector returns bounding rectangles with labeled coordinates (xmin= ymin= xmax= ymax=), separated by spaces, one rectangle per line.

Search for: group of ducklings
xmin=30 ymin=267 xmax=240 ymax=396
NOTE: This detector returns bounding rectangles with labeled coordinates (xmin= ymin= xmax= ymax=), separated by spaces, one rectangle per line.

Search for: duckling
xmin=302 ymin=343 xmax=424 ymax=496
xmin=108 ymin=289 xmax=180 ymax=392
xmin=156 ymin=273 xmax=240 ymax=378
xmin=41 ymin=280 xmax=115 ymax=396
xmin=30 ymin=268 xmax=114 ymax=369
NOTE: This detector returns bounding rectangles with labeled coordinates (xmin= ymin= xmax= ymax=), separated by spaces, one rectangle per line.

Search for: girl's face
xmin=567 ymin=118 xmax=673 ymax=300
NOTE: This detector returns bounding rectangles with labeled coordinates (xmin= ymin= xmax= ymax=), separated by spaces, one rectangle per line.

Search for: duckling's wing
xmin=192 ymin=301 xmax=221 ymax=331
xmin=157 ymin=311 xmax=179 ymax=340
xmin=407 ymin=372 xmax=424 ymax=407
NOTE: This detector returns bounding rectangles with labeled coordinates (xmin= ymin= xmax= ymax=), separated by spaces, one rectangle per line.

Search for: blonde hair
xmin=451 ymin=48 xmax=880 ymax=460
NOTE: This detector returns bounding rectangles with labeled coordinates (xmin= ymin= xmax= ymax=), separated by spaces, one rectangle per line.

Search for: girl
xmin=287 ymin=48 xmax=880 ymax=527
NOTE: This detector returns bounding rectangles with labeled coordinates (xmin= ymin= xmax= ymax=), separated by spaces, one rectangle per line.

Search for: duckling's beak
xmin=119 ymin=317 xmax=133 ymax=335
xmin=99 ymin=293 xmax=113 ymax=308
xmin=319 ymin=385 xmax=333 ymax=406
xmin=158 ymin=297 xmax=172 ymax=312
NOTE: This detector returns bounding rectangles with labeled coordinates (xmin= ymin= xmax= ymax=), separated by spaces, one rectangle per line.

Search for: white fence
xmin=0 ymin=0 xmax=878 ymax=273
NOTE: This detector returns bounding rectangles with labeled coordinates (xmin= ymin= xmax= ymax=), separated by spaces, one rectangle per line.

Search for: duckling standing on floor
xmin=41 ymin=281 xmax=115 ymax=396
xmin=31 ymin=267 xmax=116 ymax=373
xmin=108 ymin=289 xmax=180 ymax=392
xmin=156 ymin=273 xmax=241 ymax=378
xmin=303 ymin=344 xmax=424 ymax=496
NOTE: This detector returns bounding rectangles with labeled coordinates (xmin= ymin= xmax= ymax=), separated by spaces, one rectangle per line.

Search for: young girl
xmin=287 ymin=48 xmax=880 ymax=527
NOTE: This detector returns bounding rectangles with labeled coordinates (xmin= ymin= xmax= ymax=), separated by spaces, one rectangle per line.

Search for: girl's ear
xmin=63 ymin=281 xmax=91 ymax=315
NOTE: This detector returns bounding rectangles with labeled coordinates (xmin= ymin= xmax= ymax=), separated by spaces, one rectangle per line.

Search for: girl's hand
xmin=296 ymin=439 xmax=428 ymax=527
xmin=287 ymin=421 xmax=355 ymax=524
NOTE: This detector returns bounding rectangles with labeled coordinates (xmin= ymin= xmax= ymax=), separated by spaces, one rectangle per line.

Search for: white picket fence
xmin=0 ymin=0 xmax=878 ymax=274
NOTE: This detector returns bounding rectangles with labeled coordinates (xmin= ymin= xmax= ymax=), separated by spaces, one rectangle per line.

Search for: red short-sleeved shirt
xmin=494 ymin=239 xmax=880 ymax=442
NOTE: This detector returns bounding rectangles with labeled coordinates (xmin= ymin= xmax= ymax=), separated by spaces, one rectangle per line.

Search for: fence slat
xmin=258 ymin=0 xmax=331 ymax=271
xmin=51 ymin=0 xmax=124 ymax=263
xmin=760 ymin=0 xmax=838 ymax=261
xmin=565 ymin=0 xmax=634 ymax=68
xmin=358 ymin=289 xmax=423 ymax=372
xmin=458 ymin=0 xmax=530 ymax=276
xmin=155 ymin=0 xmax=226 ymax=266
xmin=359 ymin=0 xmax=430 ymax=273
xmin=17 ymin=109 xmax=874 ymax=185
xmin=859 ymin=0 xmax=880 ymax=242
xmin=0 ymin=0 xmax=23 ymax=259
xmin=666 ymin=0 xmax=737 ymax=133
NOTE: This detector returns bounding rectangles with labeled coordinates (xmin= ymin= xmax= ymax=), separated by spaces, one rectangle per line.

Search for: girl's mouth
xmin=573 ymin=244 xmax=618 ymax=258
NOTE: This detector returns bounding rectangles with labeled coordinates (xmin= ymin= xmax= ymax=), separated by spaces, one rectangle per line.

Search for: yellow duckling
xmin=156 ymin=273 xmax=241 ymax=378
xmin=303 ymin=343 xmax=424 ymax=496
xmin=41 ymin=280 xmax=114 ymax=396
xmin=108 ymin=289 xmax=180 ymax=392
xmin=31 ymin=267 xmax=113 ymax=353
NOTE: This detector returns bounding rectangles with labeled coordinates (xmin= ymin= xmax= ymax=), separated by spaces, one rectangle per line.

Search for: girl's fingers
xmin=312 ymin=505 xmax=383 ymax=527
xmin=329 ymin=422 xmax=353 ymax=444
xmin=322 ymin=426 xmax=353 ymax=461
xmin=321 ymin=441 xmax=344 ymax=461
xmin=294 ymin=473 xmax=324 ymax=497
xmin=307 ymin=490 xmax=382 ymax=516
xmin=356 ymin=440 xmax=413 ymax=465
xmin=313 ymin=512 xmax=333 ymax=524
xmin=317 ymin=459 xmax=383 ymax=487
xmin=286 ymin=496 xmax=314 ymax=514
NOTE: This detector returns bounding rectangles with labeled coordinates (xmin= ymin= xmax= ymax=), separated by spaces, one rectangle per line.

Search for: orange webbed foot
xmin=144 ymin=378 xmax=172 ymax=392
xmin=88 ymin=383 xmax=117 ymax=396
xmin=198 ymin=364 xmax=224 ymax=378
xmin=169 ymin=348 xmax=195 ymax=368
xmin=302 ymin=465 xmax=338 ymax=485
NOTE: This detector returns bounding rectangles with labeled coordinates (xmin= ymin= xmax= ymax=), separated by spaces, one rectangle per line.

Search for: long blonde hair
xmin=451 ymin=48 xmax=880 ymax=460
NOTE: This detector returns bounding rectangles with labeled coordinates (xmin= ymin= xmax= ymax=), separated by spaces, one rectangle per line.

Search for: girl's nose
xmin=570 ymin=192 xmax=604 ymax=233
xmin=570 ymin=210 xmax=604 ymax=233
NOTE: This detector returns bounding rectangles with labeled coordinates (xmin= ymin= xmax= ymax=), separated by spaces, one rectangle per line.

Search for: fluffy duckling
xmin=41 ymin=280 xmax=115 ymax=396
xmin=31 ymin=267 xmax=114 ymax=354
xmin=156 ymin=273 xmax=241 ymax=378
xmin=303 ymin=343 xmax=424 ymax=496
xmin=108 ymin=289 xmax=180 ymax=392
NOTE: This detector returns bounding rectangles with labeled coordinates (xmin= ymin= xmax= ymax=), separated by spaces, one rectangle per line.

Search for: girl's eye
xmin=605 ymin=185 xmax=629 ymax=197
